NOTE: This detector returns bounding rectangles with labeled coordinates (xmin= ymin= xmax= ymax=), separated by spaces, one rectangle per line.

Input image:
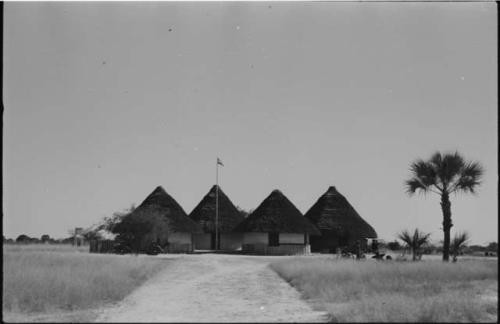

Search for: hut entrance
xmin=210 ymin=232 xmax=221 ymax=250
xmin=268 ymin=232 xmax=279 ymax=246
xmin=338 ymin=231 xmax=351 ymax=248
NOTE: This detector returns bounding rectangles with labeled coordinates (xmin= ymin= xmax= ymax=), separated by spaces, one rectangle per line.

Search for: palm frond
xmin=405 ymin=178 xmax=429 ymax=195
xmin=452 ymin=161 xmax=484 ymax=194
xmin=397 ymin=228 xmax=431 ymax=249
xmin=455 ymin=178 xmax=481 ymax=193
xmin=429 ymin=152 xmax=443 ymax=172
xmin=405 ymin=159 xmax=438 ymax=194
xmin=397 ymin=230 xmax=413 ymax=247
xmin=410 ymin=160 xmax=437 ymax=185
xmin=463 ymin=161 xmax=483 ymax=178
xmin=438 ymin=151 xmax=465 ymax=187
xmin=456 ymin=162 xmax=484 ymax=193
xmin=451 ymin=231 xmax=470 ymax=253
xmin=416 ymin=232 xmax=432 ymax=246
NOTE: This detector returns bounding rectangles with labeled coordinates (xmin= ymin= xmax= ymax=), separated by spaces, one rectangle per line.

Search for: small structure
xmin=189 ymin=185 xmax=245 ymax=251
xmin=304 ymin=186 xmax=377 ymax=253
xmin=89 ymin=229 xmax=117 ymax=253
xmin=117 ymin=186 xmax=202 ymax=253
xmin=89 ymin=239 xmax=115 ymax=253
xmin=233 ymin=189 xmax=320 ymax=255
xmin=73 ymin=227 xmax=85 ymax=246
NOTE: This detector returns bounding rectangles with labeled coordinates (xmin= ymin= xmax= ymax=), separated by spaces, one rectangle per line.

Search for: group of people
xmin=335 ymin=239 xmax=391 ymax=260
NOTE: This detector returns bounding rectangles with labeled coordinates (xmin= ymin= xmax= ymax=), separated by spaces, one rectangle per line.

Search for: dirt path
xmin=96 ymin=254 xmax=329 ymax=322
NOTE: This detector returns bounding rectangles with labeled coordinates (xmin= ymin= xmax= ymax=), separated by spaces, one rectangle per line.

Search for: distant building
xmin=233 ymin=190 xmax=320 ymax=255
xmin=304 ymin=186 xmax=377 ymax=253
xmin=189 ymin=185 xmax=245 ymax=251
xmin=74 ymin=227 xmax=84 ymax=246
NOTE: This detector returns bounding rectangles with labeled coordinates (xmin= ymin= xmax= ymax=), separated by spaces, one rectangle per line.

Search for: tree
xmin=450 ymin=231 xmax=470 ymax=262
xmin=486 ymin=242 xmax=498 ymax=252
xmin=112 ymin=209 xmax=169 ymax=253
xmin=421 ymin=243 xmax=438 ymax=255
xmin=387 ymin=240 xmax=401 ymax=251
xmin=41 ymin=234 xmax=51 ymax=243
xmin=405 ymin=151 xmax=483 ymax=261
xmin=397 ymin=229 xmax=431 ymax=261
xmin=61 ymin=237 xmax=73 ymax=244
xmin=105 ymin=204 xmax=136 ymax=232
xmin=16 ymin=234 xmax=31 ymax=243
xmin=84 ymin=204 xmax=135 ymax=241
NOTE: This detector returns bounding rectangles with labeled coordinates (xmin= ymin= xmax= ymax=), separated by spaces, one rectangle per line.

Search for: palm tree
xmin=405 ymin=151 xmax=483 ymax=261
xmin=451 ymin=231 xmax=470 ymax=262
xmin=397 ymin=229 xmax=431 ymax=261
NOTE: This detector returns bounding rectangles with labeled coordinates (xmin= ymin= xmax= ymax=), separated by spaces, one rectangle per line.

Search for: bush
xmin=387 ymin=240 xmax=401 ymax=251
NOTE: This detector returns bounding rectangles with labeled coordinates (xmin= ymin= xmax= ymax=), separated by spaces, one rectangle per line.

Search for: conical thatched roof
xmin=233 ymin=190 xmax=320 ymax=235
xmin=128 ymin=186 xmax=202 ymax=233
xmin=304 ymin=186 xmax=377 ymax=238
xmin=189 ymin=185 xmax=245 ymax=233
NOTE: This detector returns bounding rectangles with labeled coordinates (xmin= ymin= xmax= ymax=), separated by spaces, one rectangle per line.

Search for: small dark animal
xmin=386 ymin=255 xmax=392 ymax=260
xmin=147 ymin=243 xmax=163 ymax=256
xmin=372 ymin=252 xmax=385 ymax=260
xmin=342 ymin=252 xmax=355 ymax=259
xmin=113 ymin=242 xmax=131 ymax=254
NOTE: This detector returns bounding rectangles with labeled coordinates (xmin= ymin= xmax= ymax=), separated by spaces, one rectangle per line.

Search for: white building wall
xmin=279 ymin=233 xmax=305 ymax=244
xmin=193 ymin=233 xmax=211 ymax=250
xmin=169 ymin=232 xmax=192 ymax=244
xmin=243 ymin=232 xmax=268 ymax=244
xmin=167 ymin=232 xmax=193 ymax=253
xmin=221 ymin=233 xmax=243 ymax=250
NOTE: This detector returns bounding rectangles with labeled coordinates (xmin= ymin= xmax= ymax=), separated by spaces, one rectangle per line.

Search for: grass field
xmin=271 ymin=257 xmax=498 ymax=322
xmin=3 ymin=244 xmax=169 ymax=321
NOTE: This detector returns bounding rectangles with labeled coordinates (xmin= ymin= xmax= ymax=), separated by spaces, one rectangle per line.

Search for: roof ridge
xmin=233 ymin=190 xmax=320 ymax=235
xmin=304 ymin=186 xmax=377 ymax=237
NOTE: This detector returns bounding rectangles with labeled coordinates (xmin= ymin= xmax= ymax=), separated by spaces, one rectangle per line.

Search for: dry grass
xmin=3 ymin=243 xmax=89 ymax=253
xmin=3 ymin=244 xmax=169 ymax=317
xmin=271 ymin=257 xmax=498 ymax=322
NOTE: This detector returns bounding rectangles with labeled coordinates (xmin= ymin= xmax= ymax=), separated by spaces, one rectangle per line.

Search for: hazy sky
xmin=3 ymin=2 xmax=497 ymax=244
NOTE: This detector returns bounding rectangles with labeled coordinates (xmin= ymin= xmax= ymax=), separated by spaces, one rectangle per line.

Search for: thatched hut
xmin=189 ymin=185 xmax=245 ymax=251
xmin=115 ymin=186 xmax=202 ymax=253
xmin=304 ymin=186 xmax=377 ymax=253
xmin=233 ymin=189 xmax=320 ymax=255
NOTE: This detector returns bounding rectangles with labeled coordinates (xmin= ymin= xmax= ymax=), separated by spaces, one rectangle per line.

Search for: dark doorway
xmin=268 ymin=232 xmax=279 ymax=246
xmin=210 ymin=232 xmax=221 ymax=250
xmin=310 ymin=229 xmax=340 ymax=253
xmin=338 ymin=230 xmax=351 ymax=247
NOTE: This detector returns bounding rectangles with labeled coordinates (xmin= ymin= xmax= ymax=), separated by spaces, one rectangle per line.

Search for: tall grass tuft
xmin=271 ymin=258 xmax=497 ymax=322
xmin=3 ymin=244 xmax=169 ymax=314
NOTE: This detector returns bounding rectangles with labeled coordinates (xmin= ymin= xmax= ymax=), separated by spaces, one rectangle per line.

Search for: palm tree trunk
xmin=440 ymin=191 xmax=453 ymax=261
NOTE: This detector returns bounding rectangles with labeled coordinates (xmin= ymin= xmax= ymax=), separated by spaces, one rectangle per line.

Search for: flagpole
xmin=215 ymin=158 xmax=219 ymax=251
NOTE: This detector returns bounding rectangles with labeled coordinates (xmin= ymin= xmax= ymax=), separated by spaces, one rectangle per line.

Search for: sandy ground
xmin=95 ymin=254 xmax=330 ymax=322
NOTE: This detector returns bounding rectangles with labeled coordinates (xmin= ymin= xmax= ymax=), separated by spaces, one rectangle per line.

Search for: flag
xmin=217 ymin=157 xmax=224 ymax=166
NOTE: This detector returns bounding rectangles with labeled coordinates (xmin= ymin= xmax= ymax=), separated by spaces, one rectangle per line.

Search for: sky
xmin=3 ymin=2 xmax=497 ymax=244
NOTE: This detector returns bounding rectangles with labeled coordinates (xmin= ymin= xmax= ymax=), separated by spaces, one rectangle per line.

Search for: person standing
xmin=355 ymin=240 xmax=361 ymax=260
